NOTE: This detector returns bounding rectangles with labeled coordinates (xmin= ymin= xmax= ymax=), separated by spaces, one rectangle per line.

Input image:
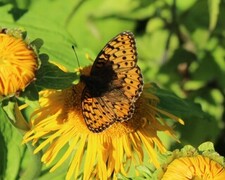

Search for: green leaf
xmin=2 ymin=98 xmax=29 ymax=131
xmin=0 ymin=101 xmax=42 ymax=179
xmin=208 ymin=0 xmax=221 ymax=32
xmin=198 ymin=141 xmax=215 ymax=151
xmin=19 ymin=142 xmax=42 ymax=180
xmin=2 ymin=98 xmax=17 ymax=122
xmin=149 ymin=83 xmax=219 ymax=147
xmin=35 ymin=59 xmax=78 ymax=90
xmin=150 ymin=83 xmax=208 ymax=120
xmin=0 ymin=129 xmax=7 ymax=179
xmin=0 ymin=107 xmax=24 ymax=179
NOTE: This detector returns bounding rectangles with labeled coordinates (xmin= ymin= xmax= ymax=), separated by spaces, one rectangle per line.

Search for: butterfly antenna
xmin=72 ymin=45 xmax=82 ymax=73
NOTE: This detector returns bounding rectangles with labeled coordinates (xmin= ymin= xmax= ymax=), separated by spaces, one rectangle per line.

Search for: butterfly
xmin=80 ymin=31 xmax=143 ymax=133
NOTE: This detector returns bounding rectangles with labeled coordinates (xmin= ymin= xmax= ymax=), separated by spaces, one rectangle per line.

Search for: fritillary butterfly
xmin=80 ymin=31 xmax=143 ymax=133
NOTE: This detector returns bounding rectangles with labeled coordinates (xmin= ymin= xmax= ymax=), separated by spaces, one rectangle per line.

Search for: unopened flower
xmin=0 ymin=28 xmax=38 ymax=96
xmin=158 ymin=142 xmax=225 ymax=180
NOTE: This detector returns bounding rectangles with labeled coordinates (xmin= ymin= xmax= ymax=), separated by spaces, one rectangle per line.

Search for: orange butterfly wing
xmin=81 ymin=31 xmax=143 ymax=133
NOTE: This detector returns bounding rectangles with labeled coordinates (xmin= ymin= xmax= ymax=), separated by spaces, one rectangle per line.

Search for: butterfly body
xmin=81 ymin=31 xmax=143 ymax=133
xmin=80 ymin=61 xmax=119 ymax=97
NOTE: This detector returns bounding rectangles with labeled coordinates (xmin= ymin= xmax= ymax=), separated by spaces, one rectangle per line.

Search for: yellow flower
xmin=159 ymin=142 xmax=225 ymax=180
xmin=23 ymin=66 xmax=183 ymax=180
xmin=162 ymin=155 xmax=225 ymax=180
xmin=0 ymin=28 xmax=38 ymax=96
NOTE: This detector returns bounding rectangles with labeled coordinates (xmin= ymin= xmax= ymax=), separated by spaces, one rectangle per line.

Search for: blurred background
xmin=0 ymin=0 xmax=224 ymax=179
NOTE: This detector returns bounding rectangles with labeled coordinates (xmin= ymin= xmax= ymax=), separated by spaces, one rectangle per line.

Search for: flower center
xmin=64 ymin=83 xmax=149 ymax=138
xmin=94 ymin=96 xmax=148 ymax=137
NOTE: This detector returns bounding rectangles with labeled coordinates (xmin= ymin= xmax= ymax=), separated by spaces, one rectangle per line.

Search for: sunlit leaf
xmin=208 ymin=0 xmax=221 ymax=32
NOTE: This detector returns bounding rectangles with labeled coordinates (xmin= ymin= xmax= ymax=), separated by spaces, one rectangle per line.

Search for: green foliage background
xmin=0 ymin=0 xmax=224 ymax=179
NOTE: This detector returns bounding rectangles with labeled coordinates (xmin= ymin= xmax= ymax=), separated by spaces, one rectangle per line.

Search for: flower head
xmin=23 ymin=66 xmax=183 ymax=179
xmin=158 ymin=142 xmax=225 ymax=180
xmin=0 ymin=28 xmax=38 ymax=96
